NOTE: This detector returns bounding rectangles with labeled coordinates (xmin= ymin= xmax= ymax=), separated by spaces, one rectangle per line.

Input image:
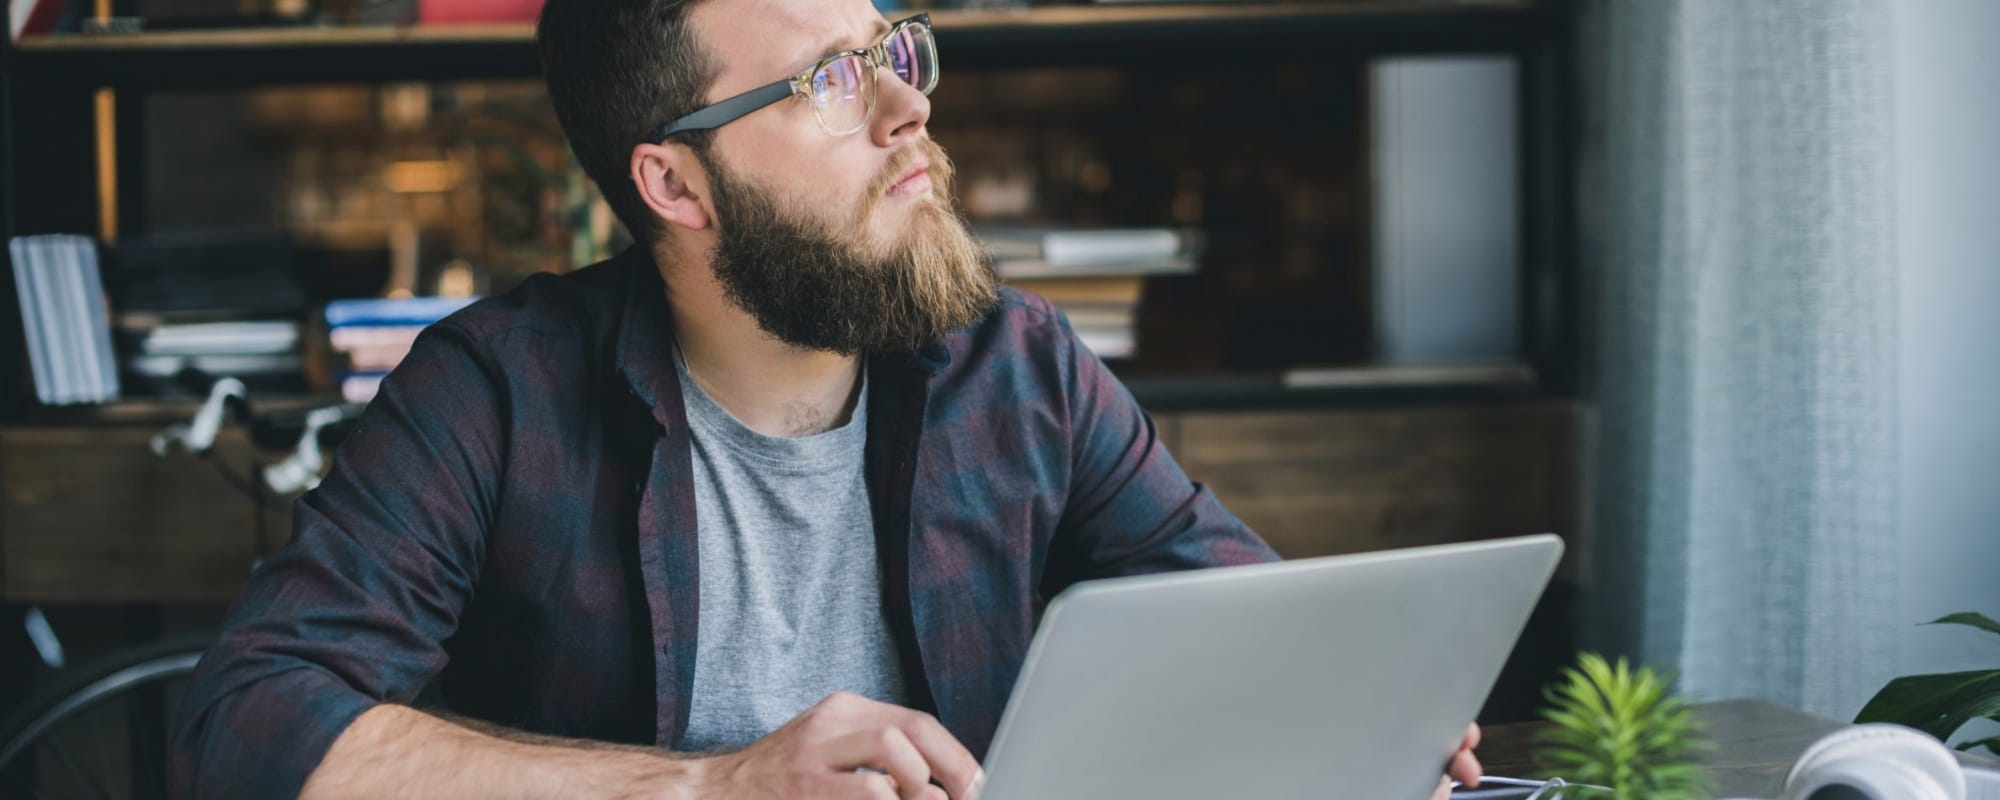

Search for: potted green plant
xmin=1533 ymin=652 xmax=1711 ymax=799
xmin=1856 ymin=612 xmax=2000 ymax=758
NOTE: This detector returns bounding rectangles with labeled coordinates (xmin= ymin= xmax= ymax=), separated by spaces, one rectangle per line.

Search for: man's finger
xmin=1430 ymin=775 xmax=1453 ymax=800
xmin=1464 ymin=722 xmax=1482 ymax=750
xmin=826 ymin=771 xmax=903 ymax=800
xmin=1450 ymin=749 xmax=1483 ymax=787
xmin=826 ymin=728 xmax=932 ymax=800
xmin=886 ymin=709 xmax=981 ymax=799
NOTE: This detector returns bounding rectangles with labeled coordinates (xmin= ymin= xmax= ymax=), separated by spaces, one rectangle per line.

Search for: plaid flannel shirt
xmin=169 ymin=246 xmax=1276 ymax=798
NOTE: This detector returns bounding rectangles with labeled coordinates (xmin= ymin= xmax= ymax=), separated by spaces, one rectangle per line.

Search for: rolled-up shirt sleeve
xmin=170 ymin=320 xmax=503 ymax=799
xmin=1044 ymin=308 xmax=1280 ymax=590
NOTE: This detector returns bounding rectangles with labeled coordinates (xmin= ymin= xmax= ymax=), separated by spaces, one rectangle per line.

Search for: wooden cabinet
xmin=1165 ymin=402 xmax=1579 ymax=560
xmin=1 ymin=401 xmax=1578 ymax=604
xmin=0 ymin=427 xmax=288 ymax=603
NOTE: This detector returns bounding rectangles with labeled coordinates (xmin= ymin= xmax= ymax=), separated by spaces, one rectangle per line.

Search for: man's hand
xmin=696 ymin=692 xmax=985 ymax=800
xmin=1430 ymin=722 xmax=1484 ymax=800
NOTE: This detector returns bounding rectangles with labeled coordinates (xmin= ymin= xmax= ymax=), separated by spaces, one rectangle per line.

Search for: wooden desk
xmin=1478 ymin=698 xmax=1998 ymax=798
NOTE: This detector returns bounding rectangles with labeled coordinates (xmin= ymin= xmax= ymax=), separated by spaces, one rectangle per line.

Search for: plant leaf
xmin=1925 ymin=611 xmax=2000 ymax=638
xmin=1956 ymin=736 xmax=2000 ymax=756
xmin=1855 ymin=669 xmax=2000 ymax=740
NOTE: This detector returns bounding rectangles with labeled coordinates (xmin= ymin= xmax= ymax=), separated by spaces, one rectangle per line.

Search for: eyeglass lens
xmin=809 ymin=21 xmax=937 ymax=134
xmin=887 ymin=23 xmax=938 ymax=93
xmin=810 ymin=56 xmax=876 ymax=133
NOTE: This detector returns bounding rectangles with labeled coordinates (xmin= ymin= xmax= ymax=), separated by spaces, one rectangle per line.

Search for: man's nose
xmin=870 ymin=67 xmax=931 ymax=147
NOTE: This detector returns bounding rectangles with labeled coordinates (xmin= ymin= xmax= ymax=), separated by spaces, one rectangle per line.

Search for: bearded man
xmin=168 ymin=0 xmax=1482 ymax=797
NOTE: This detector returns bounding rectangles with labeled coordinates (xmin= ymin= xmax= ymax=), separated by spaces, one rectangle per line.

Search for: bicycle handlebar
xmin=152 ymin=367 xmax=366 ymax=494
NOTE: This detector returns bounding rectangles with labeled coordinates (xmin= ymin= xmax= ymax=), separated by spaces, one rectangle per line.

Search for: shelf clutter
xmin=1 ymin=0 xmax=1562 ymax=420
xmin=5 ymin=228 xmax=480 ymax=406
xmin=5 ymin=1 xmax=1549 ymax=87
xmin=106 ymin=230 xmax=312 ymax=397
xmin=983 ymin=226 xmax=1200 ymax=360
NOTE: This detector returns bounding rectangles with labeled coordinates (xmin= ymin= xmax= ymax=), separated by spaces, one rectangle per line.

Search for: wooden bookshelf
xmin=6 ymin=1 xmax=1550 ymax=86
xmin=1 ymin=0 xmax=1574 ymax=415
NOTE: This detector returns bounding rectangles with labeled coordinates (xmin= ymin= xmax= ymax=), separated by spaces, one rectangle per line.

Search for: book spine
xmin=994 ymin=257 xmax=1195 ymax=280
xmin=38 ymin=238 xmax=81 ymax=404
xmin=78 ymin=241 xmax=122 ymax=401
xmin=1040 ymin=229 xmax=1183 ymax=267
xmin=56 ymin=236 xmax=107 ymax=402
xmin=56 ymin=238 xmax=98 ymax=402
xmin=8 ymin=238 xmax=55 ymax=404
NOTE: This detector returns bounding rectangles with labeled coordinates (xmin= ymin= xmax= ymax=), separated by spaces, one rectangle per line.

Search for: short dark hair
xmin=537 ymin=0 xmax=719 ymax=244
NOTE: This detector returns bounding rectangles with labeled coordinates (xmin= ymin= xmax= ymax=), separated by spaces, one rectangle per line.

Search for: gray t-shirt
xmin=672 ymin=351 xmax=908 ymax=753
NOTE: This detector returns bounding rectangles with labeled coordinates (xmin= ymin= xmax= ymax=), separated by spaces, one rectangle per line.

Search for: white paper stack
xmin=978 ymin=227 xmax=1199 ymax=280
xmin=8 ymin=235 xmax=121 ymax=405
xmin=979 ymin=226 xmax=1200 ymax=361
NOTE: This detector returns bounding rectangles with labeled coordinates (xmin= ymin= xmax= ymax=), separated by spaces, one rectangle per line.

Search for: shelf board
xmin=6 ymin=1 xmax=1550 ymax=87
xmin=1124 ymin=363 xmax=1544 ymax=411
xmin=20 ymin=393 xmax=348 ymax=427
xmin=9 ymin=364 xmax=1545 ymax=425
xmin=12 ymin=21 xmax=536 ymax=52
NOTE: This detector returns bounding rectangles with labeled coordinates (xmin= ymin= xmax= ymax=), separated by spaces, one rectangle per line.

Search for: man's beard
xmin=698 ymin=139 xmax=999 ymax=356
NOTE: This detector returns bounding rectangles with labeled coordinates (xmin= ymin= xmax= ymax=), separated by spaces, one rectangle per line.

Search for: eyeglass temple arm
xmin=652 ymin=79 xmax=794 ymax=142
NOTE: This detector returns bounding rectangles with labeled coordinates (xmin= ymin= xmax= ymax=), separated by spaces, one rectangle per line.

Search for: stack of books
xmin=107 ymin=230 xmax=311 ymax=395
xmin=325 ymin=296 xmax=477 ymax=403
xmin=979 ymin=227 xmax=1200 ymax=360
xmin=124 ymin=319 xmax=302 ymax=386
xmin=8 ymin=235 xmax=120 ymax=405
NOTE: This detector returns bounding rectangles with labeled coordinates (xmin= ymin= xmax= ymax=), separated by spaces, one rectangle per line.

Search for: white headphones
xmin=1776 ymin=723 xmax=1968 ymax=800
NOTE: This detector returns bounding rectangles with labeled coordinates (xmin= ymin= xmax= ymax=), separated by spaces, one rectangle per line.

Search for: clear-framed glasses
xmin=649 ymin=14 xmax=938 ymax=141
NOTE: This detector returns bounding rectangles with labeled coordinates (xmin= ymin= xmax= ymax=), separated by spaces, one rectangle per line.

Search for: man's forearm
xmin=299 ymin=704 xmax=706 ymax=800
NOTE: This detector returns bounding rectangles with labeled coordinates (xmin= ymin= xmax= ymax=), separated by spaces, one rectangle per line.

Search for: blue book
xmin=324 ymin=296 xmax=477 ymax=329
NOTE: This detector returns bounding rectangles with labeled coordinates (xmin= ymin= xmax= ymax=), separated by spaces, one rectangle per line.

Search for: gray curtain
xmin=1580 ymin=0 xmax=1900 ymax=719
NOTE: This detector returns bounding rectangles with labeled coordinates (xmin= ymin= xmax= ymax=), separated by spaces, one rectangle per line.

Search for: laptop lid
xmin=978 ymin=533 xmax=1564 ymax=800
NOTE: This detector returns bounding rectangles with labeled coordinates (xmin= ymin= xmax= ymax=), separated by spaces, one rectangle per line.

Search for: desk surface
xmin=1479 ymin=698 xmax=1996 ymax=797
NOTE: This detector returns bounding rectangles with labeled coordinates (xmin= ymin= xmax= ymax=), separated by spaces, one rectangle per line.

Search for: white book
xmin=55 ymin=238 xmax=93 ymax=400
xmin=33 ymin=238 xmax=81 ymax=403
xmin=7 ymin=237 xmax=54 ymax=404
xmin=58 ymin=237 xmax=107 ymax=400
xmin=979 ymin=227 xmax=1198 ymax=268
xmin=57 ymin=236 xmax=118 ymax=402
xmin=1042 ymin=229 xmax=1184 ymax=267
xmin=144 ymin=321 xmax=301 ymax=355
xmin=127 ymin=353 xmax=303 ymax=378
xmin=1074 ymin=327 xmax=1136 ymax=360
xmin=77 ymin=241 xmax=121 ymax=401
xmin=1057 ymin=304 xmax=1137 ymax=330
xmin=10 ymin=235 xmax=121 ymax=404
xmin=994 ymin=257 xmax=1196 ymax=280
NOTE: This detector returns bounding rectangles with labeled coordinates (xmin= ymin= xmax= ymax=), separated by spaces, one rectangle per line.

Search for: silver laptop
xmin=977 ymin=533 xmax=1563 ymax=800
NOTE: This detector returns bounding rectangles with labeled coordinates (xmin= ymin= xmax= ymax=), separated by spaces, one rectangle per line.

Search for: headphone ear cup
xmin=1782 ymin=723 xmax=1966 ymax=800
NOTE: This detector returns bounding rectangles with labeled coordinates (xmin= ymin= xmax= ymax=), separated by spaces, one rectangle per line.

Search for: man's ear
xmin=631 ymin=142 xmax=713 ymax=232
